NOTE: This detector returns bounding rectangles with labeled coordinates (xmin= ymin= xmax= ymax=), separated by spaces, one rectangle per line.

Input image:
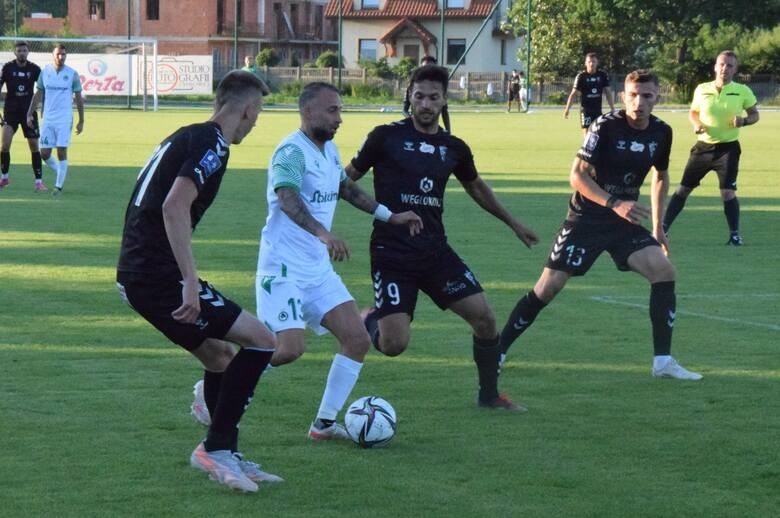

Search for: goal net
xmin=0 ymin=36 xmax=159 ymax=111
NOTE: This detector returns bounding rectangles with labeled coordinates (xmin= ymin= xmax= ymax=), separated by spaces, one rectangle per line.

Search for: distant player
xmin=26 ymin=44 xmax=84 ymax=195
xmin=500 ymin=70 xmax=702 ymax=385
xmin=0 ymin=41 xmax=44 ymax=191
xmin=663 ymin=50 xmax=760 ymax=246
xmin=564 ymin=53 xmax=615 ymax=134
xmin=117 ymin=70 xmax=282 ymax=493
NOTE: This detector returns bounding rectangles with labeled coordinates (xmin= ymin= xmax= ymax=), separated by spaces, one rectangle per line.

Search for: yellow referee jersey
xmin=691 ymin=80 xmax=757 ymax=144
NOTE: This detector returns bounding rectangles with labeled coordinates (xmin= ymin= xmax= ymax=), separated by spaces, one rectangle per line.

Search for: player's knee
xmin=271 ymin=345 xmax=303 ymax=366
xmin=378 ymin=336 xmax=408 ymax=357
xmin=340 ymin=330 xmax=371 ymax=360
xmin=469 ymin=310 xmax=497 ymax=338
xmin=650 ymin=260 xmax=676 ymax=283
xmin=676 ymin=186 xmax=693 ymax=197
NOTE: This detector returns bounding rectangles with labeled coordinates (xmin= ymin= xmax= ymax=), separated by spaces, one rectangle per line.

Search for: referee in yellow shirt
xmin=663 ymin=50 xmax=759 ymax=246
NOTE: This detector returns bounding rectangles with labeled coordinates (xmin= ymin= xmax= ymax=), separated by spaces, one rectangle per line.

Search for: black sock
xmin=499 ymin=290 xmax=546 ymax=354
xmin=31 ymin=151 xmax=42 ymax=180
xmin=204 ymin=347 xmax=273 ymax=452
xmin=364 ymin=309 xmax=380 ymax=351
xmin=663 ymin=193 xmax=688 ymax=233
xmin=1 ymin=151 xmax=9 ymax=175
xmin=202 ymin=370 xmax=223 ymax=418
xmin=723 ymin=198 xmax=740 ymax=234
xmin=649 ymin=281 xmax=675 ymax=356
xmin=473 ymin=334 xmax=501 ymax=403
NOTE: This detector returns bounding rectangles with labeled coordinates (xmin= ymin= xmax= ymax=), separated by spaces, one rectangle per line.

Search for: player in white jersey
xmin=26 ymin=44 xmax=84 ymax=195
xmin=190 ymin=82 xmax=422 ymax=440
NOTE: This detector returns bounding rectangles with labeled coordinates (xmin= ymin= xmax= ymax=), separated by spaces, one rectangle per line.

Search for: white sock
xmin=1 ymin=173 xmax=8 ymax=180
xmin=44 ymin=156 xmax=58 ymax=172
xmin=316 ymin=353 xmax=363 ymax=421
xmin=653 ymin=355 xmax=672 ymax=370
xmin=55 ymin=159 xmax=68 ymax=189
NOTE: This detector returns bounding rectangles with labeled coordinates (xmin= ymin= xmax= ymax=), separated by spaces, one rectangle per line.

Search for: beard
xmin=311 ymin=126 xmax=334 ymax=142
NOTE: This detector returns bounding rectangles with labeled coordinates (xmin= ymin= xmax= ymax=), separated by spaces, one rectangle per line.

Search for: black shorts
xmin=580 ymin=110 xmax=601 ymax=129
xmin=370 ymin=245 xmax=484 ymax=319
xmin=680 ymin=140 xmax=741 ymax=190
xmin=116 ymin=275 xmax=243 ymax=351
xmin=2 ymin=110 xmax=39 ymax=139
xmin=509 ymin=88 xmax=520 ymax=101
xmin=544 ymin=218 xmax=659 ymax=276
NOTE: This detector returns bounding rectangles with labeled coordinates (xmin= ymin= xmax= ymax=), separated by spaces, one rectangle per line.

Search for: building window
xmin=446 ymin=0 xmax=465 ymax=7
xmin=447 ymin=39 xmax=466 ymax=65
xmin=237 ymin=0 xmax=244 ymax=27
xmin=500 ymin=39 xmax=506 ymax=66
xmin=147 ymin=0 xmax=159 ymax=20
xmin=88 ymin=0 xmax=105 ymax=20
xmin=359 ymin=39 xmax=377 ymax=61
xmin=362 ymin=0 xmax=379 ymax=8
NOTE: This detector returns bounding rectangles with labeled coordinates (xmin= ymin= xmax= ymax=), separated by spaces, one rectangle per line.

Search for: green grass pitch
xmin=0 ymin=107 xmax=778 ymax=516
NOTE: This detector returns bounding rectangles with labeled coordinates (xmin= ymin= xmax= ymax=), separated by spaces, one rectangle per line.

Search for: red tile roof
xmin=325 ymin=0 xmax=495 ymax=19
xmin=379 ymin=17 xmax=437 ymax=45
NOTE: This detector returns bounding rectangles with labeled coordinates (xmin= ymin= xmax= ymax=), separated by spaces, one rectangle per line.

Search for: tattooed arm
xmin=276 ymin=186 xmax=351 ymax=261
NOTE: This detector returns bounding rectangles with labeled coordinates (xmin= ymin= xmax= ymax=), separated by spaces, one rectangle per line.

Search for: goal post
xmin=0 ymin=36 xmax=159 ymax=111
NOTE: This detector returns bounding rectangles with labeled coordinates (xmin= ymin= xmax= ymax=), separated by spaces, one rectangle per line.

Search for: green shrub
xmin=256 ymin=48 xmax=280 ymax=67
xmin=350 ymin=82 xmax=393 ymax=99
xmin=546 ymin=91 xmax=567 ymax=105
xmin=316 ymin=51 xmax=343 ymax=68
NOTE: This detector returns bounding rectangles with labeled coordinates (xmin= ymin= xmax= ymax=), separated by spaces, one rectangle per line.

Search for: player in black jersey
xmin=500 ymin=70 xmax=702 ymax=385
xmin=347 ymin=65 xmax=539 ymax=411
xmin=564 ymin=53 xmax=615 ymax=134
xmin=116 ymin=70 xmax=282 ymax=493
xmin=0 ymin=41 xmax=44 ymax=191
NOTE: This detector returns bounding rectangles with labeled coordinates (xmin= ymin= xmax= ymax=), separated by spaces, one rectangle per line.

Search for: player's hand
xmin=75 ymin=120 xmax=84 ymax=135
xmin=611 ymin=199 xmax=650 ymax=225
xmin=26 ymin=114 xmax=35 ymax=129
xmin=319 ymin=232 xmax=350 ymax=261
xmin=389 ymin=210 xmax=423 ymax=236
xmin=654 ymin=228 xmax=670 ymax=256
xmin=514 ymin=224 xmax=540 ymax=248
xmin=563 ymin=109 xmax=570 ymax=119
xmin=172 ymin=279 xmax=201 ymax=324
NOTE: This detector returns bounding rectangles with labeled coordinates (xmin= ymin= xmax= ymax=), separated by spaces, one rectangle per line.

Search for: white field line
xmin=590 ymin=295 xmax=780 ymax=331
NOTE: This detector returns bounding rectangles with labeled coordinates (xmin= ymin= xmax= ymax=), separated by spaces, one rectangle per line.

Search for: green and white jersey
xmin=258 ymin=129 xmax=346 ymax=281
xmin=36 ymin=64 xmax=82 ymax=125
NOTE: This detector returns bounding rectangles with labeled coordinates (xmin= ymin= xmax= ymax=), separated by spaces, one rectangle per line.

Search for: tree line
xmin=507 ymin=0 xmax=780 ymax=101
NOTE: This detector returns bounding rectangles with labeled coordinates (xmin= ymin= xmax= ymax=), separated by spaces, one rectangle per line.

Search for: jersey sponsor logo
xmin=630 ymin=141 xmax=645 ymax=152
xmin=399 ymin=193 xmax=442 ymax=207
xmin=419 ymin=142 xmax=435 ymax=154
xmin=623 ymin=172 xmax=637 ymax=185
xmin=309 ymin=190 xmax=339 ymax=203
xmin=198 ymin=149 xmax=222 ymax=177
xmin=419 ymin=177 xmax=433 ymax=193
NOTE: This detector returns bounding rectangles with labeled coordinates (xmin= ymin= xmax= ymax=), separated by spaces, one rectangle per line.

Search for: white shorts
xmin=39 ymin=121 xmax=72 ymax=148
xmin=256 ymin=269 xmax=353 ymax=335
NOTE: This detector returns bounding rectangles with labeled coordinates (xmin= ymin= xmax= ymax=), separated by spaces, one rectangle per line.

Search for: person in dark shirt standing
xmin=347 ymin=65 xmax=539 ymax=411
xmin=500 ymin=70 xmax=702 ymax=385
xmin=0 ymin=41 xmax=43 ymax=191
xmin=564 ymin=52 xmax=615 ymax=134
xmin=116 ymin=70 xmax=282 ymax=493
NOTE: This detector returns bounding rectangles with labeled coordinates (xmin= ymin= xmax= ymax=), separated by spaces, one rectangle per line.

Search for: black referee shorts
xmin=680 ymin=140 xmax=741 ymax=190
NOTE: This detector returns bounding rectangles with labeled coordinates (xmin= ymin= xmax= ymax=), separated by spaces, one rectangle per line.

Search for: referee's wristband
xmin=605 ymin=195 xmax=618 ymax=209
xmin=373 ymin=204 xmax=392 ymax=222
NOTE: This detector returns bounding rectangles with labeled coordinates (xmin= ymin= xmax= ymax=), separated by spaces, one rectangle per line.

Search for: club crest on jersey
xmin=404 ymin=141 xmax=414 ymax=151
xmin=438 ymin=146 xmax=447 ymax=162
xmin=199 ymin=149 xmax=222 ymax=177
xmin=648 ymin=141 xmax=658 ymax=157
xmin=419 ymin=177 xmax=433 ymax=193
xmin=419 ymin=142 xmax=435 ymax=154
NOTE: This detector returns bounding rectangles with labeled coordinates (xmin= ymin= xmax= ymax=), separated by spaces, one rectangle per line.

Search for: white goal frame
xmin=0 ymin=36 xmax=159 ymax=111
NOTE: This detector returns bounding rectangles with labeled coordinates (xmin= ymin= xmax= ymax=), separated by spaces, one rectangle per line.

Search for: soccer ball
xmin=345 ymin=396 xmax=397 ymax=448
